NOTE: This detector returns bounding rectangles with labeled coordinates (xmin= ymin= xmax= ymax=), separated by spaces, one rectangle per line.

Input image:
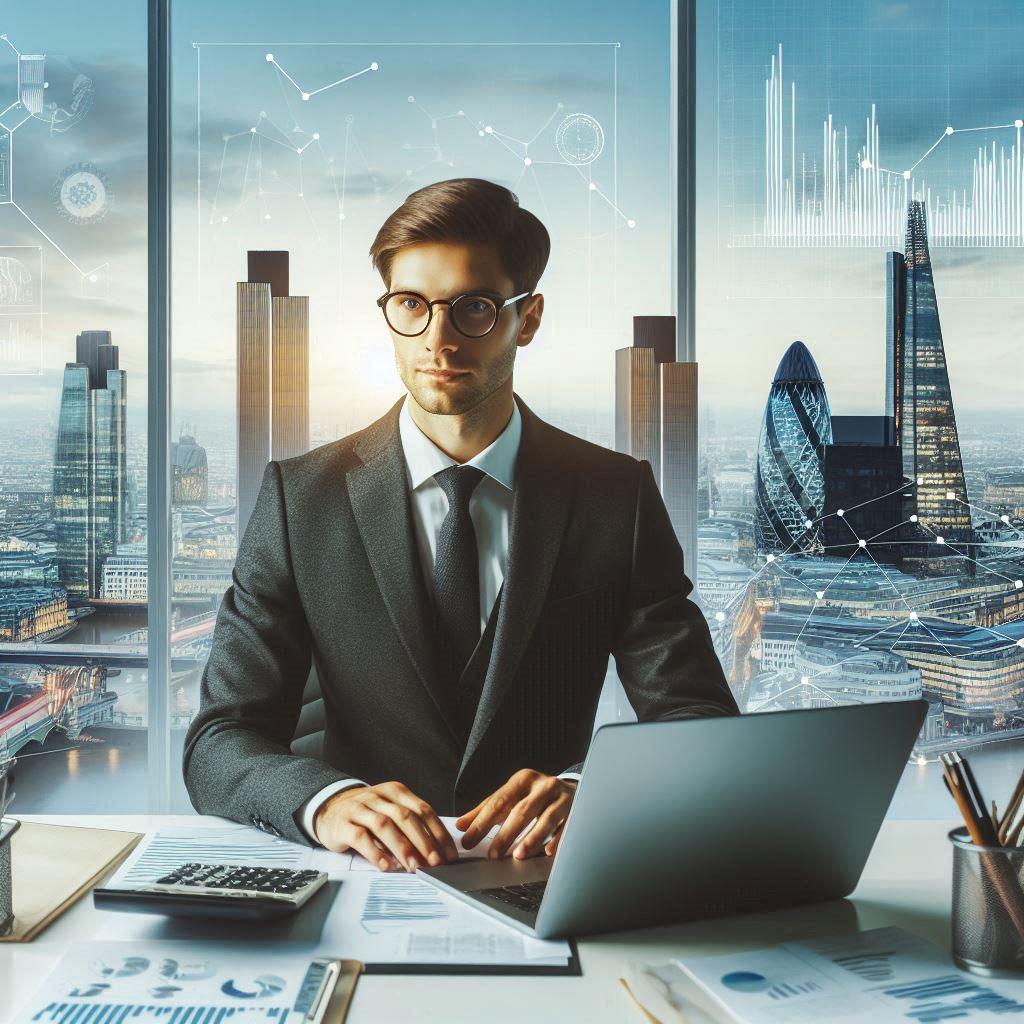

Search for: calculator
xmin=93 ymin=862 xmax=329 ymax=921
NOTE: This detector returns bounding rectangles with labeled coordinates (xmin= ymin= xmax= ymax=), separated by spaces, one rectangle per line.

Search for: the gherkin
xmin=755 ymin=341 xmax=832 ymax=553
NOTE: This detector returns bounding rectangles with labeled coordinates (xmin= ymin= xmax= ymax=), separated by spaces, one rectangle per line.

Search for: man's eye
xmin=465 ymin=300 xmax=490 ymax=313
xmin=401 ymin=298 xmax=422 ymax=311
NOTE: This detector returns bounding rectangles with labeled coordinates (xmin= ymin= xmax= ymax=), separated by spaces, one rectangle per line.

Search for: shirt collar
xmin=398 ymin=395 xmax=521 ymax=492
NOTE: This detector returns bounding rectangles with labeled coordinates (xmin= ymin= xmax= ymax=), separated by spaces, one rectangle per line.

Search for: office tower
xmin=884 ymin=251 xmax=905 ymax=426
xmin=236 ymin=250 xmax=310 ymax=539
xmin=52 ymin=330 xmax=128 ymax=600
xmin=271 ymin=294 xmax=310 ymax=461
xmin=822 ymin=416 xmax=906 ymax=565
xmin=754 ymin=341 xmax=832 ymax=554
xmin=660 ymin=362 xmax=699 ymax=578
xmin=614 ymin=315 xmax=700 ymax=574
xmin=889 ymin=201 xmax=971 ymax=539
xmin=236 ymin=276 xmax=272 ymax=541
xmin=171 ymin=433 xmax=209 ymax=506
xmin=615 ymin=346 xmax=660 ymax=478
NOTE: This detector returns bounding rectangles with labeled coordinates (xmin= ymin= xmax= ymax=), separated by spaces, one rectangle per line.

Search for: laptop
xmin=418 ymin=699 xmax=928 ymax=939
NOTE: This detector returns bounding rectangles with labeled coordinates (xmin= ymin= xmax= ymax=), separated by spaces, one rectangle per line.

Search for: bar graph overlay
xmin=29 ymin=1003 xmax=300 ymax=1023
xmin=750 ymin=44 xmax=1024 ymax=247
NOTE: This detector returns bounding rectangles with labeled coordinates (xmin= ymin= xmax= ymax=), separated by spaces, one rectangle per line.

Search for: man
xmin=183 ymin=177 xmax=738 ymax=876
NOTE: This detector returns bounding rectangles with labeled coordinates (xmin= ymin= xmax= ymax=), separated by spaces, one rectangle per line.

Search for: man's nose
xmin=424 ymin=305 xmax=461 ymax=351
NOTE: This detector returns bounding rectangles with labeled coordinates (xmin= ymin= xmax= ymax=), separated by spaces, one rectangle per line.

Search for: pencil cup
xmin=949 ymin=827 xmax=1024 ymax=977
xmin=0 ymin=816 xmax=19 ymax=937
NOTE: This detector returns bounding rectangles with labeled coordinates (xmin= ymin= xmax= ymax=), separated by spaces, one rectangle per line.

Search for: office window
xmin=166 ymin=2 xmax=676 ymax=809
xmin=696 ymin=0 xmax=1024 ymax=815
xmin=0 ymin=10 xmax=149 ymax=810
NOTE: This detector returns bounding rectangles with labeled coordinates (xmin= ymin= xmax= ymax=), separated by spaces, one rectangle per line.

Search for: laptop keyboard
xmin=476 ymin=880 xmax=547 ymax=913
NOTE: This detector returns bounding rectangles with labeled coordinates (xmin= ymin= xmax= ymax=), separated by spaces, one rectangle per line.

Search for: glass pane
xmin=169 ymin=4 xmax=674 ymax=810
xmin=0 ymin=11 xmax=149 ymax=811
xmin=697 ymin=0 xmax=1024 ymax=815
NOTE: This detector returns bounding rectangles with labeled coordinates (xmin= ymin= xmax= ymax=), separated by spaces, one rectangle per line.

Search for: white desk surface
xmin=1 ymin=814 xmax=959 ymax=1023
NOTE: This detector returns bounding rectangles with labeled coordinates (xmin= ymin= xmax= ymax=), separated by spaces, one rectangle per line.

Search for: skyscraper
xmin=754 ymin=340 xmax=832 ymax=554
xmin=236 ymin=251 xmax=310 ymax=539
xmin=171 ymin=433 xmax=209 ymax=506
xmin=52 ymin=330 xmax=128 ymax=600
xmin=614 ymin=315 xmax=700 ymax=574
xmin=888 ymin=200 xmax=971 ymax=539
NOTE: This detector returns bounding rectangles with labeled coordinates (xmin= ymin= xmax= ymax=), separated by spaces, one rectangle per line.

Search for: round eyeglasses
xmin=377 ymin=289 xmax=531 ymax=339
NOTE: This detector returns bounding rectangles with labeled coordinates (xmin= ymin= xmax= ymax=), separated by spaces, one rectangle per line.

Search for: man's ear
xmin=516 ymin=293 xmax=544 ymax=348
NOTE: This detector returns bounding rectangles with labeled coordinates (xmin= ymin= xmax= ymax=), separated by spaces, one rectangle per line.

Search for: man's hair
xmin=369 ymin=178 xmax=550 ymax=299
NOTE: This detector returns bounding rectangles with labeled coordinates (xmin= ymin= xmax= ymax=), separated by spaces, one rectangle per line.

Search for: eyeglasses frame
xmin=376 ymin=288 xmax=533 ymax=339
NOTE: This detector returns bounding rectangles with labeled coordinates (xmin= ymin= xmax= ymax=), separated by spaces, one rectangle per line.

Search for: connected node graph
xmin=265 ymin=52 xmax=378 ymax=101
xmin=0 ymin=32 xmax=109 ymax=297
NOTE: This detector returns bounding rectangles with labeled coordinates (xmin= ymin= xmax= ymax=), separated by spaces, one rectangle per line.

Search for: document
xmin=97 ymin=816 xmax=576 ymax=973
xmin=675 ymin=926 xmax=1024 ymax=1023
xmin=10 ymin=939 xmax=351 ymax=1024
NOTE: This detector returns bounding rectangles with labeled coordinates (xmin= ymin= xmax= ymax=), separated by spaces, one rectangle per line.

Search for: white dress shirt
xmin=294 ymin=397 xmax=580 ymax=845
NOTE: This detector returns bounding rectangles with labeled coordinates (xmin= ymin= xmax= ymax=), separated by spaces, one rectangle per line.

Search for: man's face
xmin=384 ymin=241 xmax=542 ymax=417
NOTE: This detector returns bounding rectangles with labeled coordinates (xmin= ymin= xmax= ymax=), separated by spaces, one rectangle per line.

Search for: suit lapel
xmin=346 ymin=396 xmax=464 ymax=748
xmin=457 ymin=393 xmax=574 ymax=781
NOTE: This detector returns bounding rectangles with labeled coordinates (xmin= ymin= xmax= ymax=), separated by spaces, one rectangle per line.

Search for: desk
xmin=2 ymin=814 xmax=958 ymax=1023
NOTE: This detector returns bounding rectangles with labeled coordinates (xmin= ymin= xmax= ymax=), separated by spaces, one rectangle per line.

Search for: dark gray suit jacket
xmin=182 ymin=391 xmax=739 ymax=845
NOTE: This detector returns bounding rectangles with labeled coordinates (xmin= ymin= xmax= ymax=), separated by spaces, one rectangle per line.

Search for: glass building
xmin=52 ymin=331 xmax=128 ymax=600
xmin=754 ymin=340 xmax=833 ymax=553
xmin=890 ymin=200 xmax=972 ymax=539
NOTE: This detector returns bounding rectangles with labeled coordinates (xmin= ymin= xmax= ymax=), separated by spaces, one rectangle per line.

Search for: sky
xmin=0 ymin=0 xmax=1022 ymax=456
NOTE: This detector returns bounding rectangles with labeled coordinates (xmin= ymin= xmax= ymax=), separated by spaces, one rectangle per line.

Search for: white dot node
xmin=909 ymin=611 xmax=919 ymax=621
xmin=297 ymin=192 xmax=303 ymax=197
xmin=858 ymin=538 xmax=867 ymax=547
xmin=627 ymin=219 xmax=636 ymax=227
xmin=816 ymin=591 xmax=825 ymax=600
xmin=945 ymin=126 xmax=954 ymax=135
xmin=89 ymin=274 xmax=98 ymax=282
xmin=265 ymin=53 xmax=274 ymax=61
xmin=945 ymin=490 xmax=955 ymax=500
xmin=407 ymin=96 xmax=415 ymax=102
xmin=43 ymin=82 xmax=49 ymax=89
xmin=370 ymin=62 xmax=379 ymax=71
xmin=800 ymin=676 xmax=809 ymax=686
xmin=295 ymin=148 xmax=302 ymax=154
xmin=766 ymin=554 xmax=775 ymax=562
xmin=221 ymin=215 xmax=228 ymax=222
xmin=1015 ymin=580 xmax=1023 ymax=589
xmin=916 ymin=476 xmax=924 ymax=485
xmin=1018 ymin=638 xmax=1024 ymax=649
xmin=478 ymin=130 xmax=485 ymax=137
xmin=250 ymin=127 xmax=256 ymax=133
xmin=860 ymin=159 xmax=872 ymax=169
xmin=588 ymin=182 xmax=597 ymax=191
xmin=1016 ymin=119 xmax=1024 ymax=129
xmin=339 ymin=212 xmax=346 ymax=221
xmin=910 ymin=514 xmax=918 ymax=523
xmin=903 ymin=170 xmax=911 ymax=180
xmin=313 ymin=133 xmax=320 ymax=140
xmin=302 ymin=93 xmax=309 ymax=101
xmin=484 ymin=126 xmax=493 ymax=134
xmin=837 ymin=509 xmax=845 ymax=517
xmin=715 ymin=611 xmax=725 ymax=622
xmin=457 ymin=110 xmax=464 ymax=116
xmin=805 ymin=520 xmax=813 ymax=530
xmin=264 ymin=213 xmax=271 ymax=220
xmin=524 ymin=157 xmax=532 ymax=166
xmin=936 ymin=536 xmax=945 ymax=545
xmin=1001 ymin=515 xmax=1010 ymax=524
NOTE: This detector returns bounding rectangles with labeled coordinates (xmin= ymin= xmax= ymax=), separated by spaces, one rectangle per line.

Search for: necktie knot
xmin=433 ymin=465 xmax=486 ymax=512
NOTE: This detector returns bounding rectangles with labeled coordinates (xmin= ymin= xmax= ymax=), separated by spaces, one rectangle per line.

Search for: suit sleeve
xmin=610 ymin=459 xmax=739 ymax=724
xmin=181 ymin=460 xmax=361 ymax=845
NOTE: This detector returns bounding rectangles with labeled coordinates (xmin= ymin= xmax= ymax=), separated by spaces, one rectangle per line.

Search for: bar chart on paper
xmin=26 ymin=1004 xmax=303 ymax=1023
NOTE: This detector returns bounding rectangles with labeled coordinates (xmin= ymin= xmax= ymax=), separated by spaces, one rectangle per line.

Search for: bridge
xmin=0 ymin=610 xmax=217 ymax=758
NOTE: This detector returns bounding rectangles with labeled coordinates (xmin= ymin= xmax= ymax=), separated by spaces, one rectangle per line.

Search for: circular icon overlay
xmin=555 ymin=113 xmax=605 ymax=166
xmin=54 ymin=163 xmax=113 ymax=223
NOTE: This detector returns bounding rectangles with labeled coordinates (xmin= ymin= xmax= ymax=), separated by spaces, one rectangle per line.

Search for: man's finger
xmin=458 ymin=783 xmax=522 ymax=848
xmin=513 ymin=796 xmax=572 ymax=859
xmin=544 ymin=821 xmax=565 ymax=857
xmin=364 ymin=794 xmax=455 ymax=867
xmin=343 ymin=824 xmax=401 ymax=872
xmin=488 ymin=788 xmax=553 ymax=859
xmin=348 ymin=802 xmax=427 ymax=870
xmin=385 ymin=790 xmax=460 ymax=863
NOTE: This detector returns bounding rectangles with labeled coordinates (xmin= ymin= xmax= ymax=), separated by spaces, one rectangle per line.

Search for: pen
xmin=950 ymin=753 xmax=1000 ymax=845
xmin=998 ymin=766 xmax=1024 ymax=845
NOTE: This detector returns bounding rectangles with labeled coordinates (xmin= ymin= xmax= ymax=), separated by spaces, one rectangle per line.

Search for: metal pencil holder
xmin=0 ymin=816 xmax=19 ymax=936
xmin=949 ymin=826 xmax=1024 ymax=977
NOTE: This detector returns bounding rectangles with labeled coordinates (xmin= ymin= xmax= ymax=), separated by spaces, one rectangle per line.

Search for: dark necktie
xmin=431 ymin=465 xmax=487 ymax=674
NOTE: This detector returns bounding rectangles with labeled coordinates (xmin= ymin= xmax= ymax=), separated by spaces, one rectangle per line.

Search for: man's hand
xmin=313 ymin=781 xmax=460 ymax=872
xmin=455 ymin=769 xmax=578 ymax=861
